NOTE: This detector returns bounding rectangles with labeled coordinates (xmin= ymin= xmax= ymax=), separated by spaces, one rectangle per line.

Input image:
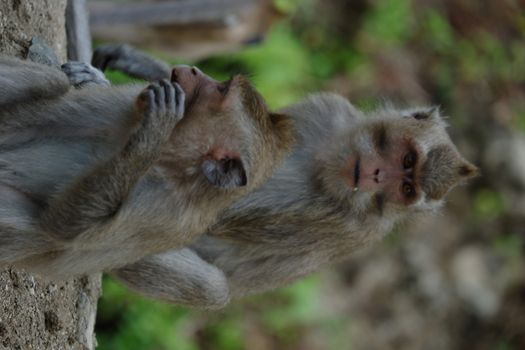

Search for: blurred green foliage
xmin=361 ymin=0 xmax=414 ymax=46
xmin=273 ymin=0 xmax=301 ymax=14
xmin=139 ymin=23 xmax=316 ymax=109
xmin=96 ymin=0 xmax=524 ymax=349
xmin=474 ymin=189 xmax=506 ymax=220
xmin=97 ymin=275 xmax=328 ymax=350
xmin=104 ymin=70 xmax=143 ymax=86
xmin=492 ymin=233 xmax=523 ymax=261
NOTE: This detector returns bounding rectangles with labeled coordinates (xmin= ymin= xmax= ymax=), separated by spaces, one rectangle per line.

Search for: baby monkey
xmin=92 ymin=45 xmax=477 ymax=308
xmin=0 ymin=56 xmax=293 ymax=279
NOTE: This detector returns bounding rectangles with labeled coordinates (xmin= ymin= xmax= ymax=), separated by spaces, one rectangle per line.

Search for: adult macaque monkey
xmin=95 ymin=45 xmax=477 ymax=309
xmin=0 ymin=55 xmax=293 ymax=279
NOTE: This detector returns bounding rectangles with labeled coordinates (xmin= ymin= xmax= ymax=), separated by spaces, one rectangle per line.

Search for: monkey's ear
xmin=268 ymin=112 xmax=293 ymax=145
xmin=201 ymin=157 xmax=247 ymax=188
xmin=269 ymin=112 xmax=288 ymax=125
xmin=458 ymin=160 xmax=478 ymax=180
xmin=409 ymin=106 xmax=440 ymax=121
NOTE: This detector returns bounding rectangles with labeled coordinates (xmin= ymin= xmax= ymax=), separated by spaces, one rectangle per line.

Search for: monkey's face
xmin=320 ymin=107 xmax=477 ymax=219
xmin=161 ymin=66 xmax=292 ymax=193
xmin=171 ymin=65 xmax=234 ymax=113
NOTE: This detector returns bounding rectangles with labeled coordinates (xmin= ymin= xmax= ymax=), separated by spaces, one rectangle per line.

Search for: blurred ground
xmin=95 ymin=1 xmax=525 ymax=349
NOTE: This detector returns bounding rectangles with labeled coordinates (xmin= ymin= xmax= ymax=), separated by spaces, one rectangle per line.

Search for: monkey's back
xmin=0 ymin=84 xmax=143 ymax=202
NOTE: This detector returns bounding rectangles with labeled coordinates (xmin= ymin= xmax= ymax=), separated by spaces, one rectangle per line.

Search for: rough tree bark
xmin=0 ymin=1 xmax=101 ymax=349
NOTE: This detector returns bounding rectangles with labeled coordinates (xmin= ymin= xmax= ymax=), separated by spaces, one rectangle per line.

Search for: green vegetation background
xmin=96 ymin=0 xmax=525 ymax=349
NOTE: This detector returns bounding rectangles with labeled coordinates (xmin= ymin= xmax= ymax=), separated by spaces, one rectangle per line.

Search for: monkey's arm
xmin=111 ymin=229 xmax=333 ymax=305
xmin=111 ymin=248 xmax=230 ymax=309
xmin=0 ymin=56 xmax=70 ymax=106
xmin=92 ymin=44 xmax=171 ymax=82
xmin=220 ymin=252 xmax=327 ymax=298
xmin=191 ymin=235 xmax=335 ymax=299
xmin=39 ymin=80 xmax=185 ymax=239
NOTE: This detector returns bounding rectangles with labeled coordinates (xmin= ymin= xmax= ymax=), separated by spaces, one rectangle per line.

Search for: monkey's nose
xmin=191 ymin=66 xmax=202 ymax=76
xmin=373 ymin=169 xmax=381 ymax=183
xmin=171 ymin=69 xmax=178 ymax=82
xmin=371 ymin=168 xmax=402 ymax=185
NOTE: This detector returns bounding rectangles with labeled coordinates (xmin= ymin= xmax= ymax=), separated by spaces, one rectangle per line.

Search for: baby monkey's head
xmin=159 ymin=66 xmax=293 ymax=197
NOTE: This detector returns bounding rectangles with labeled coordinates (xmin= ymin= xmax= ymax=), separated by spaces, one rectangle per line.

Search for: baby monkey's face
xmin=171 ymin=65 xmax=235 ymax=113
xmin=160 ymin=66 xmax=292 ymax=192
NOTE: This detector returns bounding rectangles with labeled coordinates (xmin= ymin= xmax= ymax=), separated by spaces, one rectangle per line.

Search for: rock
xmin=0 ymin=1 xmax=102 ymax=349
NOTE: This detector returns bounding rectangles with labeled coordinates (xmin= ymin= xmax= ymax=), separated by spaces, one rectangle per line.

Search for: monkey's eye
xmin=412 ymin=112 xmax=428 ymax=120
xmin=402 ymin=182 xmax=416 ymax=198
xmin=403 ymin=151 xmax=416 ymax=169
xmin=217 ymin=78 xmax=233 ymax=96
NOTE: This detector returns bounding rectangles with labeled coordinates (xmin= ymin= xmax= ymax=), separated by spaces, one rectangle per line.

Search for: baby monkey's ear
xmin=201 ymin=156 xmax=247 ymax=189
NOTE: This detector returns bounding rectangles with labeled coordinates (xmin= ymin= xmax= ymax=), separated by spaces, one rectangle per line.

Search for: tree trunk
xmin=0 ymin=1 xmax=101 ymax=349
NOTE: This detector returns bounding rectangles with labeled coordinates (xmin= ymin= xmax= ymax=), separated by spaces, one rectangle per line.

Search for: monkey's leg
xmin=92 ymin=44 xmax=171 ymax=81
xmin=0 ymin=185 xmax=48 ymax=265
xmin=39 ymin=80 xmax=185 ymax=240
xmin=0 ymin=57 xmax=70 ymax=106
xmin=111 ymin=248 xmax=230 ymax=309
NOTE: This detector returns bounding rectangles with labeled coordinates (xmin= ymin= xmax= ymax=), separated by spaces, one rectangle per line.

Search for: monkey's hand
xmin=61 ymin=61 xmax=110 ymax=88
xmin=39 ymin=80 xmax=185 ymax=240
xmin=92 ymin=44 xmax=171 ymax=82
xmin=130 ymin=80 xmax=185 ymax=158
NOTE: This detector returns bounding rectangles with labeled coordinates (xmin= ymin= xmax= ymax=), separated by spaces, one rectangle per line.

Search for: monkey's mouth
xmin=353 ymin=157 xmax=360 ymax=189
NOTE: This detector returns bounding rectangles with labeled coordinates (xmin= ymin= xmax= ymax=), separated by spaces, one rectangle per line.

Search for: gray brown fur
xmin=94 ymin=47 xmax=476 ymax=308
xmin=114 ymin=93 xmax=476 ymax=308
xmin=0 ymin=56 xmax=293 ymax=280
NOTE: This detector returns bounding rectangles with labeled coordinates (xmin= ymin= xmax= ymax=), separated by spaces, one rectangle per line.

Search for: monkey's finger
xmin=159 ymin=79 xmax=174 ymax=105
xmin=137 ymin=86 xmax=155 ymax=116
xmin=173 ymin=83 xmax=186 ymax=118
xmin=151 ymin=83 xmax=166 ymax=114
xmin=160 ymin=79 xmax=176 ymax=114
xmin=146 ymin=83 xmax=158 ymax=102
xmin=61 ymin=62 xmax=87 ymax=76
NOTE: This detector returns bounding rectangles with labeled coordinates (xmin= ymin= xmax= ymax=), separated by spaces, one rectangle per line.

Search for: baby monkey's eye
xmin=402 ymin=182 xmax=416 ymax=198
xmin=403 ymin=151 xmax=416 ymax=169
